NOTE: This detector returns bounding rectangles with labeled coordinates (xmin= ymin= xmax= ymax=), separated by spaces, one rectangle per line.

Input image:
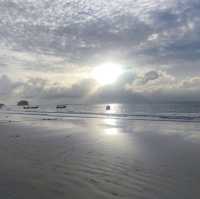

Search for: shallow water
xmin=1 ymin=102 xmax=200 ymax=122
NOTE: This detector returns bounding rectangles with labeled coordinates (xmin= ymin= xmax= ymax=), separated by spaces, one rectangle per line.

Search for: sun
xmin=92 ymin=63 xmax=122 ymax=85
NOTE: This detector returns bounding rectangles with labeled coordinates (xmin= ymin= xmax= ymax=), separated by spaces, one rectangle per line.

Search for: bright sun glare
xmin=92 ymin=63 xmax=123 ymax=85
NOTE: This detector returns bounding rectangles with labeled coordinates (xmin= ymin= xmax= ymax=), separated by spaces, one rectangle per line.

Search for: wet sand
xmin=0 ymin=118 xmax=200 ymax=198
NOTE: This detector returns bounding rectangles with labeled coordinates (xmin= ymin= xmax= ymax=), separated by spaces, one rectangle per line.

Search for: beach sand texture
xmin=0 ymin=118 xmax=200 ymax=198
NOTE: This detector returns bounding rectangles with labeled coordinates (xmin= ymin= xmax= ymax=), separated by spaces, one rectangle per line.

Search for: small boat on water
xmin=23 ymin=106 xmax=39 ymax=109
xmin=106 ymin=105 xmax=111 ymax=110
xmin=56 ymin=105 xmax=67 ymax=109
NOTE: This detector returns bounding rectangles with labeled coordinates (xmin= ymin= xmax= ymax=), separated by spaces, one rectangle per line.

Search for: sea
xmin=1 ymin=102 xmax=200 ymax=123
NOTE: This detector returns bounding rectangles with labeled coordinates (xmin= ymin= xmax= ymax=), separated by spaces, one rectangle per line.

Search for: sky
xmin=0 ymin=0 xmax=200 ymax=104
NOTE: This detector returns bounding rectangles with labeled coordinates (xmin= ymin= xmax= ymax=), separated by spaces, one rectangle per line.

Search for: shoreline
xmin=1 ymin=110 xmax=200 ymax=124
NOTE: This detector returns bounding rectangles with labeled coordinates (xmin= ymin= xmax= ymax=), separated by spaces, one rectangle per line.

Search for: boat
xmin=23 ymin=106 xmax=39 ymax=109
xmin=56 ymin=105 xmax=67 ymax=109
xmin=106 ymin=105 xmax=111 ymax=110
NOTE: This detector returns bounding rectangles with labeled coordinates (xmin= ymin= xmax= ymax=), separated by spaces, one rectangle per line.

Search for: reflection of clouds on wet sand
xmin=104 ymin=127 xmax=119 ymax=136
xmin=93 ymin=118 xmax=136 ymax=152
xmin=0 ymin=118 xmax=200 ymax=198
xmin=103 ymin=118 xmax=119 ymax=135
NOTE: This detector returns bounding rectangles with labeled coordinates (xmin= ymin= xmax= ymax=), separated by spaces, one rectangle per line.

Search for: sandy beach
xmin=0 ymin=118 xmax=200 ymax=199
xmin=1 ymin=0 xmax=200 ymax=197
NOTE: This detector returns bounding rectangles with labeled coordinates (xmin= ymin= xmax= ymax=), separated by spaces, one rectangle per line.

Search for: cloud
xmin=0 ymin=75 xmax=20 ymax=95
xmin=180 ymin=77 xmax=200 ymax=90
xmin=1 ymin=71 xmax=200 ymax=104
xmin=1 ymin=0 xmax=198 ymax=68
xmin=0 ymin=0 xmax=200 ymax=103
xmin=16 ymin=77 xmax=97 ymax=104
xmin=139 ymin=70 xmax=160 ymax=84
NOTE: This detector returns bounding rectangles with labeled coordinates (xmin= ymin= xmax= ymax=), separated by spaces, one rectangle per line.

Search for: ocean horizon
xmin=1 ymin=102 xmax=200 ymax=123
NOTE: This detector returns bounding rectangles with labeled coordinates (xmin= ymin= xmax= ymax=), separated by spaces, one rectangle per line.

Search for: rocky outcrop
xmin=17 ymin=100 xmax=29 ymax=106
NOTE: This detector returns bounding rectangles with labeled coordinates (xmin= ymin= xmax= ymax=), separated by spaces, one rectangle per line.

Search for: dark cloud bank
xmin=1 ymin=71 xmax=200 ymax=104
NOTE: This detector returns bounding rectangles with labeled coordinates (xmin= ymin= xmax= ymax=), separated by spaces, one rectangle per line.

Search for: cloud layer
xmin=1 ymin=70 xmax=200 ymax=104
xmin=0 ymin=0 xmax=200 ymax=103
